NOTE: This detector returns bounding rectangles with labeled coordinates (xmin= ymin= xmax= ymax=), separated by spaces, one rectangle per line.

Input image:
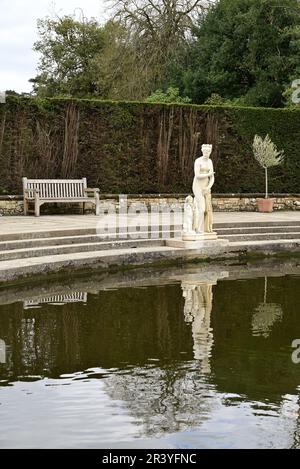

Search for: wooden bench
xmin=22 ymin=178 xmax=100 ymax=217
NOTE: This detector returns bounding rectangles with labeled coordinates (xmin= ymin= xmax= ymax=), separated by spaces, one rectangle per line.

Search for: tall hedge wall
xmin=0 ymin=96 xmax=299 ymax=195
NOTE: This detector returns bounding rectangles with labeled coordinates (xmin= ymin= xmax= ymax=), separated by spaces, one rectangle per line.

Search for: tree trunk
xmin=265 ymin=167 xmax=268 ymax=199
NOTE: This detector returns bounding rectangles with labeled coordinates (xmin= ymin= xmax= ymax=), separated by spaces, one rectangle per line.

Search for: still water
xmin=0 ymin=261 xmax=300 ymax=449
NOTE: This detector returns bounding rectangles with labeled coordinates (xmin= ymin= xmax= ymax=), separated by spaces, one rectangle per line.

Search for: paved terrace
xmin=0 ymin=211 xmax=299 ymax=283
xmin=1 ymin=212 xmax=300 ymax=236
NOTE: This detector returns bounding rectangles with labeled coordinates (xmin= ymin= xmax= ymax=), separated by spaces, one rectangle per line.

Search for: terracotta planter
xmin=257 ymin=198 xmax=275 ymax=213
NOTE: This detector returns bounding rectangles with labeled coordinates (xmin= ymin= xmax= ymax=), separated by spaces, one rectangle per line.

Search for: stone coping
xmin=0 ymin=193 xmax=299 ymax=201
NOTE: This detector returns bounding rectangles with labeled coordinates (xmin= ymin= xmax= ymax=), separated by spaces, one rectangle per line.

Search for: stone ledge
xmin=1 ymin=193 xmax=299 ymax=200
xmin=0 ymin=193 xmax=300 ymax=216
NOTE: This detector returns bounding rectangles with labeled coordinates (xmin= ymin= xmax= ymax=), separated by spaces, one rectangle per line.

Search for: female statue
xmin=192 ymin=144 xmax=215 ymax=234
xmin=183 ymin=195 xmax=195 ymax=235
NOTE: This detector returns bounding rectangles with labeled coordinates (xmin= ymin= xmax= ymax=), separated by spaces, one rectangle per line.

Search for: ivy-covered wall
xmin=0 ymin=96 xmax=299 ymax=195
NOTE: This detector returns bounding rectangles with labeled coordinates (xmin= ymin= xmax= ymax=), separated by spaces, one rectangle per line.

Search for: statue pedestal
xmin=182 ymin=232 xmax=218 ymax=241
xmin=166 ymin=235 xmax=229 ymax=254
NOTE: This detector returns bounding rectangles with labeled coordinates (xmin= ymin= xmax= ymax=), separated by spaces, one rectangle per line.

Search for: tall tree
xmin=182 ymin=0 xmax=300 ymax=107
xmin=104 ymin=0 xmax=212 ymax=98
xmin=31 ymin=14 xmax=105 ymax=97
xmin=92 ymin=20 xmax=139 ymax=100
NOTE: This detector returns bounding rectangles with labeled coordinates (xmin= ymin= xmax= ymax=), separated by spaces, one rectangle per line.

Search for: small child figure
xmin=183 ymin=195 xmax=195 ymax=234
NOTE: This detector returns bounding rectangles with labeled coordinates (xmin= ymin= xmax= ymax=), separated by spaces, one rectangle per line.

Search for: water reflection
xmin=24 ymin=292 xmax=87 ymax=309
xmin=0 ymin=265 xmax=299 ymax=448
xmin=181 ymin=271 xmax=228 ymax=372
xmin=252 ymin=277 xmax=283 ymax=338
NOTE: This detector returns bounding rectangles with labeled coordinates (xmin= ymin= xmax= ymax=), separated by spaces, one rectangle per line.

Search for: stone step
xmin=1 ymin=219 xmax=300 ymax=242
xmin=0 ymin=230 xmax=298 ymax=256
xmin=0 ymin=228 xmax=97 ymax=242
xmin=0 ymin=246 xmax=187 ymax=282
xmin=1 ymin=224 xmax=299 ymax=250
xmin=3 ymin=231 xmax=297 ymax=261
xmin=0 ymin=238 xmax=299 ymax=283
xmin=228 ymin=238 xmax=300 ymax=253
xmin=214 ymin=220 xmax=300 ymax=229
xmin=221 ymin=232 xmax=300 ymax=242
xmin=0 ymin=239 xmax=167 ymax=261
xmin=216 ymin=225 xmax=300 ymax=235
xmin=0 ymin=231 xmax=182 ymax=251
xmin=0 ymin=226 xmax=182 ymax=243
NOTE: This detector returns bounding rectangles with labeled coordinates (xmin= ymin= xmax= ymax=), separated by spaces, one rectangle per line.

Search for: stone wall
xmin=0 ymin=196 xmax=24 ymax=216
xmin=1 ymin=194 xmax=299 ymax=216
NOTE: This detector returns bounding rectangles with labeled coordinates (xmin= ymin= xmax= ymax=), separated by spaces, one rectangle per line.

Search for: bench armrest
xmin=24 ymin=188 xmax=40 ymax=195
xmin=84 ymin=188 xmax=100 ymax=194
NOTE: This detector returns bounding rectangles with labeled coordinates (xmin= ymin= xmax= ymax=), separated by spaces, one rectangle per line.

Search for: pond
xmin=0 ymin=259 xmax=300 ymax=449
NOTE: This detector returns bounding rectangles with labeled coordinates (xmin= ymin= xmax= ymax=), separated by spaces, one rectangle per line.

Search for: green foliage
xmin=146 ymin=87 xmax=191 ymax=104
xmin=0 ymin=97 xmax=299 ymax=196
xmin=104 ymin=0 xmax=205 ymax=99
xmin=30 ymin=0 xmax=300 ymax=107
xmin=182 ymin=0 xmax=300 ymax=107
xmin=31 ymin=15 xmax=105 ymax=97
xmin=31 ymin=2 xmax=209 ymax=101
xmin=253 ymin=135 xmax=284 ymax=169
xmin=252 ymin=134 xmax=285 ymax=197
xmin=204 ymin=94 xmax=227 ymax=106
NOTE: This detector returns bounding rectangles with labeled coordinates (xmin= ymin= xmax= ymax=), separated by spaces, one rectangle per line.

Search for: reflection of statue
xmin=252 ymin=277 xmax=283 ymax=338
xmin=181 ymin=271 xmax=228 ymax=373
xmin=192 ymin=144 xmax=215 ymax=234
xmin=182 ymin=282 xmax=213 ymax=372
xmin=0 ymin=339 xmax=6 ymax=364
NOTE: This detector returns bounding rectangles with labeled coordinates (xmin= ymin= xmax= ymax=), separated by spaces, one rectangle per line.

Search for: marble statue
xmin=183 ymin=196 xmax=195 ymax=235
xmin=168 ymin=143 xmax=229 ymax=249
xmin=192 ymin=144 xmax=215 ymax=234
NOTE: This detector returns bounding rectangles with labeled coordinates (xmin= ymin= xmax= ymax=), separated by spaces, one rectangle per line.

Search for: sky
xmin=0 ymin=0 xmax=107 ymax=93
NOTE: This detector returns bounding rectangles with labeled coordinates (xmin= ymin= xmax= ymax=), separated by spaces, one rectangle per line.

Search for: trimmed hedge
xmin=0 ymin=96 xmax=299 ymax=195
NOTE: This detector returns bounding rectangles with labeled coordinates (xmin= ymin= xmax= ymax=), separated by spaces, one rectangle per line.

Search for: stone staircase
xmin=216 ymin=221 xmax=300 ymax=253
xmin=0 ymin=220 xmax=299 ymax=281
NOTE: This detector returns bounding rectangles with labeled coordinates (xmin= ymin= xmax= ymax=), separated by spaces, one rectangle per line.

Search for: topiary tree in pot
xmin=252 ymin=134 xmax=285 ymax=212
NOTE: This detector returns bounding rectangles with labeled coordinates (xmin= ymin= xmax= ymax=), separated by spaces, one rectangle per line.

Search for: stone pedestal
xmin=166 ymin=237 xmax=229 ymax=255
xmin=182 ymin=232 xmax=218 ymax=241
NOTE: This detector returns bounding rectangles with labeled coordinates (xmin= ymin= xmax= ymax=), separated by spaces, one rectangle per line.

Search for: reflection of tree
xmin=275 ymin=392 xmax=300 ymax=450
xmin=290 ymin=393 xmax=300 ymax=449
xmin=252 ymin=277 xmax=283 ymax=338
xmin=104 ymin=364 xmax=219 ymax=437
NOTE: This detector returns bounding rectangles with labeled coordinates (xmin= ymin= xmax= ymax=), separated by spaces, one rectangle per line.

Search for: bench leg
xmin=95 ymin=194 xmax=100 ymax=216
xmin=35 ymin=202 xmax=40 ymax=217
xmin=24 ymin=199 xmax=28 ymax=216
xmin=34 ymin=192 xmax=41 ymax=217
